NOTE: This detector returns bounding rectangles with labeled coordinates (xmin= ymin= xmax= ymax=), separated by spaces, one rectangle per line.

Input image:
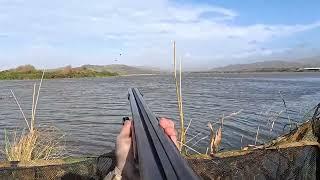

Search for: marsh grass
xmin=173 ymin=42 xmax=230 ymax=155
xmin=171 ymin=44 xmax=312 ymax=156
xmin=171 ymin=42 xmax=297 ymax=156
xmin=2 ymin=71 xmax=66 ymax=162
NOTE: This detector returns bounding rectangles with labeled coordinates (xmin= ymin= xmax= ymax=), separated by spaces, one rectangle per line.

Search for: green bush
xmin=0 ymin=65 xmax=118 ymax=80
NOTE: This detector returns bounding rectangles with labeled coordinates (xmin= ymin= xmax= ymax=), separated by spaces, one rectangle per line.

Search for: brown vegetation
xmin=2 ymin=72 xmax=66 ymax=162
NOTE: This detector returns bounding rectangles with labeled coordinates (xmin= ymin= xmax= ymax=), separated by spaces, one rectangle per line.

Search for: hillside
xmin=211 ymin=58 xmax=320 ymax=72
xmin=296 ymin=56 xmax=320 ymax=66
xmin=82 ymin=64 xmax=160 ymax=75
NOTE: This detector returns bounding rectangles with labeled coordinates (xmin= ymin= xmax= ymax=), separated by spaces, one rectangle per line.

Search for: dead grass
xmin=2 ymin=70 xmax=66 ymax=162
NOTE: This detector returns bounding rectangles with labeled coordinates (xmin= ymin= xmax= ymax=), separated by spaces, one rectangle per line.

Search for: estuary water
xmin=0 ymin=72 xmax=319 ymax=157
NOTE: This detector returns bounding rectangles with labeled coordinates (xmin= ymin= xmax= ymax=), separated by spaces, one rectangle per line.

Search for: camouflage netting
xmin=187 ymin=103 xmax=319 ymax=180
xmin=0 ymin=153 xmax=116 ymax=180
xmin=0 ymin=104 xmax=319 ymax=180
xmin=188 ymin=145 xmax=318 ymax=180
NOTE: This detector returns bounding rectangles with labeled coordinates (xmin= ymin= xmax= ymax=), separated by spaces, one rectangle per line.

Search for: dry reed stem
xmin=173 ymin=41 xmax=186 ymax=153
xmin=179 ymin=57 xmax=185 ymax=147
xmin=207 ymin=122 xmax=222 ymax=154
xmin=214 ymin=127 xmax=222 ymax=150
xmin=255 ymin=125 xmax=260 ymax=145
xmin=223 ymin=109 xmax=243 ymax=120
xmin=208 ymin=122 xmax=215 ymax=153
xmin=31 ymin=70 xmax=45 ymax=132
xmin=184 ymin=118 xmax=192 ymax=138
xmin=279 ymin=91 xmax=292 ymax=129
xmin=10 ymin=90 xmax=30 ymax=131
xmin=31 ymin=83 xmax=36 ymax=125
xmin=177 ymin=142 xmax=201 ymax=154
xmin=269 ymin=110 xmax=283 ymax=132
xmin=191 ymin=135 xmax=209 ymax=147
xmin=186 ymin=132 xmax=201 ymax=144
xmin=240 ymin=135 xmax=244 ymax=149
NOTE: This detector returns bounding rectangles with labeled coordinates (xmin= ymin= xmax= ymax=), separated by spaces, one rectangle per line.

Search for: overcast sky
xmin=0 ymin=0 xmax=320 ymax=70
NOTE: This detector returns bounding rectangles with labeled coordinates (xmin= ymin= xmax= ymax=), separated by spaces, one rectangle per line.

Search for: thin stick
xmin=240 ymin=135 xmax=243 ymax=149
xmin=191 ymin=135 xmax=209 ymax=147
xmin=279 ymin=91 xmax=291 ymax=129
xmin=31 ymin=83 xmax=36 ymax=125
xmin=221 ymin=114 xmax=225 ymax=128
xmin=178 ymin=142 xmax=201 ymax=155
xmin=32 ymin=70 xmax=45 ymax=132
xmin=184 ymin=118 xmax=193 ymax=137
xmin=10 ymin=90 xmax=30 ymax=131
xmin=254 ymin=125 xmax=260 ymax=145
xmin=173 ymin=41 xmax=176 ymax=79
xmin=186 ymin=132 xmax=201 ymax=144
xmin=223 ymin=109 xmax=243 ymax=119
xmin=179 ymin=57 xmax=185 ymax=148
xmin=270 ymin=111 xmax=282 ymax=131
xmin=173 ymin=41 xmax=184 ymax=152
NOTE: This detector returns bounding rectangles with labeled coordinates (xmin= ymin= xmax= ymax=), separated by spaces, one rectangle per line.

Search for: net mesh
xmin=0 ymin=104 xmax=319 ymax=180
xmin=188 ymin=146 xmax=318 ymax=180
xmin=0 ymin=153 xmax=116 ymax=180
xmin=187 ymin=103 xmax=319 ymax=180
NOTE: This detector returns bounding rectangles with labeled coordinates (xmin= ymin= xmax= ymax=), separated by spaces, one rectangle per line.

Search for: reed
xmin=2 ymin=70 xmax=66 ymax=162
xmin=207 ymin=122 xmax=222 ymax=155
xmin=172 ymin=42 xmax=242 ymax=155
xmin=279 ymin=91 xmax=292 ymax=129
xmin=173 ymin=41 xmax=186 ymax=153
xmin=240 ymin=135 xmax=244 ymax=149
xmin=254 ymin=125 xmax=260 ymax=145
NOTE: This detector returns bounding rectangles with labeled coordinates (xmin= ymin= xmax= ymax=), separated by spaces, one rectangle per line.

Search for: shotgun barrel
xmin=128 ymin=88 xmax=199 ymax=180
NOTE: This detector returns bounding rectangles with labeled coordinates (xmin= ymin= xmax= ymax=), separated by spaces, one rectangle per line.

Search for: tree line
xmin=0 ymin=65 xmax=118 ymax=80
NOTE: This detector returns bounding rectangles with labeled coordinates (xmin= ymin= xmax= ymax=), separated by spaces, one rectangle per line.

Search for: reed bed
xmin=173 ymin=42 xmax=225 ymax=156
xmin=172 ymin=42 xmax=288 ymax=156
xmin=2 ymin=71 xmax=66 ymax=162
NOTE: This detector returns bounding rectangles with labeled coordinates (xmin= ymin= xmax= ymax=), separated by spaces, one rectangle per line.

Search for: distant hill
xmin=211 ymin=58 xmax=320 ymax=72
xmin=295 ymin=56 xmax=320 ymax=66
xmin=0 ymin=64 xmax=161 ymax=80
xmin=81 ymin=64 xmax=160 ymax=75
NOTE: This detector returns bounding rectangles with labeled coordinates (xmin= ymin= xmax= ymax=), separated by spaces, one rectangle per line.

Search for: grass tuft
xmin=2 ymin=70 xmax=66 ymax=162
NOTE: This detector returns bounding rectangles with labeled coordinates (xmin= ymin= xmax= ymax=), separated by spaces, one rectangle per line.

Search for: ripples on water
xmin=0 ymin=72 xmax=319 ymax=157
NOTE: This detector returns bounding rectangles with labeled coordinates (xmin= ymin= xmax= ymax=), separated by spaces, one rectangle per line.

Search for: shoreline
xmin=192 ymin=71 xmax=320 ymax=74
xmin=0 ymin=71 xmax=319 ymax=81
xmin=0 ymin=74 xmax=163 ymax=81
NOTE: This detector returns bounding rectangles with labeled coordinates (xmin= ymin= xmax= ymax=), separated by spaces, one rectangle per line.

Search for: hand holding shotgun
xmin=114 ymin=118 xmax=179 ymax=180
xmin=105 ymin=88 xmax=199 ymax=180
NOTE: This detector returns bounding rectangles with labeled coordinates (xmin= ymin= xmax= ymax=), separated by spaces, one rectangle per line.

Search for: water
xmin=0 ymin=72 xmax=319 ymax=157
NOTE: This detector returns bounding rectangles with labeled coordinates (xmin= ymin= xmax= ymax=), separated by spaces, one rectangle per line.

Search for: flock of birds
xmin=114 ymin=52 xmax=123 ymax=62
xmin=0 ymin=95 xmax=13 ymax=100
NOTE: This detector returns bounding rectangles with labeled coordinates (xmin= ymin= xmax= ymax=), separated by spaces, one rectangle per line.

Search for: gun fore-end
xmin=128 ymin=88 xmax=199 ymax=180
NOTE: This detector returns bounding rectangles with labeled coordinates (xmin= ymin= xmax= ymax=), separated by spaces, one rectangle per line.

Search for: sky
xmin=0 ymin=0 xmax=320 ymax=70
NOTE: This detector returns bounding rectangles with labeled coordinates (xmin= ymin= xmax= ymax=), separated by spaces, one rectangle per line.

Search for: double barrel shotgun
xmin=128 ymin=88 xmax=199 ymax=180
